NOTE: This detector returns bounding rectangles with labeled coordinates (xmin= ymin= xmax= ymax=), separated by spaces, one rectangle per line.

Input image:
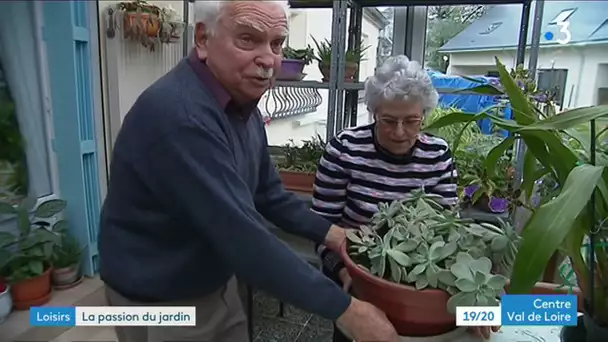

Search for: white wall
xmin=446 ymin=44 xmax=608 ymax=108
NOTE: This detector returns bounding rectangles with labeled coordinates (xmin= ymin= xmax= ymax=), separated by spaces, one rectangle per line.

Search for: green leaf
xmin=509 ymin=164 xmax=605 ymax=294
xmin=447 ymin=291 xmax=477 ymax=314
xmin=411 ymin=264 xmax=426 ymax=276
xmin=490 ymin=236 xmax=509 ymax=252
xmin=0 ymin=202 xmax=16 ymax=214
xmin=424 ymin=111 xmax=482 ymax=131
xmin=35 ymin=199 xmax=67 ymax=218
xmin=485 ymin=136 xmax=516 ymax=177
xmin=415 ymin=277 xmax=429 ymax=290
xmin=17 ymin=206 xmax=31 ymax=236
xmin=388 ymin=257 xmax=402 ymax=283
xmin=455 ymin=278 xmax=477 ymax=292
xmin=456 ymin=84 xmax=504 ymax=95
xmin=437 ymin=269 xmax=456 ymax=286
xmin=52 ymin=220 xmax=69 ymax=233
xmin=470 ymin=257 xmax=492 ymax=274
xmin=450 ymin=263 xmax=473 ymax=281
xmin=495 ymin=58 xmax=536 ymax=125
xmin=387 ymin=249 xmax=411 ymax=267
xmin=518 ymin=105 xmax=608 ymax=131
xmin=395 ymin=240 xmax=418 ymax=253
xmin=346 ymin=230 xmax=363 ymax=244
xmin=28 ymin=260 xmax=44 ymax=276
xmin=486 ymin=274 xmax=508 ymax=290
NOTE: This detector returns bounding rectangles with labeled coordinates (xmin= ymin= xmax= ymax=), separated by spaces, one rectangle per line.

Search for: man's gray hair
xmin=193 ymin=1 xmax=290 ymax=35
xmin=364 ymin=55 xmax=438 ymax=117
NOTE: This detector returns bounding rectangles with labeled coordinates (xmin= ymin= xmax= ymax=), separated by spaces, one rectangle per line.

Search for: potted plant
xmin=51 ymin=232 xmax=83 ymax=290
xmin=425 ymin=57 xmax=608 ymax=341
xmin=0 ymin=198 xmax=66 ymax=309
xmin=278 ymin=45 xmax=315 ymax=81
xmin=273 ymin=134 xmax=325 ymax=193
xmin=311 ymin=36 xmax=369 ymax=83
xmin=341 ymin=188 xmax=520 ymax=336
xmin=0 ymin=279 xmax=11 ymax=323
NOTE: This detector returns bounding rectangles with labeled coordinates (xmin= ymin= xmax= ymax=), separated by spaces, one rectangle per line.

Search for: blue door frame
xmin=42 ymin=1 xmax=101 ymax=276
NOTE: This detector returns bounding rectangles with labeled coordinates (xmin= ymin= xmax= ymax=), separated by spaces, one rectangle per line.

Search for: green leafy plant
xmin=425 ymin=57 xmax=608 ymax=325
xmin=275 ymin=134 xmax=326 ymax=173
xmin=282 ymin=45 xmax=315 ymax=65
xmin=0 ymin=198 xmax=66 ymax=283
xmin=310 ymin=36 xmax=370 ymax=65
xmin=311 ymin=36 xmax=332 ymax=65
xmin=51 ymin=233 xmax=82 ymax=269
xmin=346 ymin=188 xmax=520 ymax=313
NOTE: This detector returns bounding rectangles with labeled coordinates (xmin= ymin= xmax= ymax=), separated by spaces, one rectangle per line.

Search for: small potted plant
xmin=0 ymin=198 xmax=66 ymax=309
xmin=273 ymin=135 xmax=325 ymax=193
xmin=0 ymin=279 xmax=11 ymax=323
xmin=341 ymin=188 xmax=520 ymax=336
xmin=51 ymin=232 xmax=83 ymax=290
xmin=311 ymin=36 xmax=369 ymax=83
xmin=278 ymin=45 xmax=314 ymax=81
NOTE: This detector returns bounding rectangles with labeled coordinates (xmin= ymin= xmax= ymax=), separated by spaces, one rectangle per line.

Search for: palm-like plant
xmin=425 ymin=57 xmax=608 ymax=328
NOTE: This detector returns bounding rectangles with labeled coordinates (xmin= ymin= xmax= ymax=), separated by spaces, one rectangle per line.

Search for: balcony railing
xmin=261 ymin=86 xmax=323 ymax=120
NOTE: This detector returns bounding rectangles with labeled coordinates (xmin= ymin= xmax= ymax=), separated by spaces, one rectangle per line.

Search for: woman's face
xmin=374 ymin=99 xmax=424 ymax=155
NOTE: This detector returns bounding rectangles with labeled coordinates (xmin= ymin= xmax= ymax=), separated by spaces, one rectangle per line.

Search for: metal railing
xmin=262 ymin=86 xmax=323 ymax=119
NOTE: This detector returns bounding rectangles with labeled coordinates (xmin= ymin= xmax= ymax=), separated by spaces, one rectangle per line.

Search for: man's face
xmin=374 ymin=100 xmax=424 ymax=155
xmin=195 ymin=2 xmax=288 ymax=104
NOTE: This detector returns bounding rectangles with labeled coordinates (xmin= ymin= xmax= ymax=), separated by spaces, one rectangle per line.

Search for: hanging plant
xmin=117 ymin=1 xmax=184 ymax=51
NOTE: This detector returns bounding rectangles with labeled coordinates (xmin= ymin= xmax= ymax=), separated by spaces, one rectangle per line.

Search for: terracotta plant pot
xmin=340 ymin=243 xmax=456 ymax=336
xmin=279 ymin=170 xmax=315 ymax=193
xmin=52 ymin=263 xmax=81 ymax=289
xmin=342 ymin=240 xmax=587 ymax=337
xmin=344 ymin=62 xmax=358 ymax=82
xmin=11 ymin=267 xmax=52 ymax=310
xmin=318 ymin=62 xmax=359 ymax=83
xmin=0 ymin=284 xmax=11 ymax=324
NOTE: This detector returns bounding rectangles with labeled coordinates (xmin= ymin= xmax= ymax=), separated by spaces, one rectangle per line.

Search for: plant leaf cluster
xmin=347 ymin=188 xmax=520 ymax=313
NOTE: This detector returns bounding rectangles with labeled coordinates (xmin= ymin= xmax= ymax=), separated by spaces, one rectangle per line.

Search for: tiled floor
xmin=0 ymin=277 xmax=334 ymax=342
xmin=251 ymin=290 xmax=334 ymax=342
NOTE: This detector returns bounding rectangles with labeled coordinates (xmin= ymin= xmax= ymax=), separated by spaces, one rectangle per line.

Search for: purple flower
xmin=464 ymin=185 xmax=480 ymax=198
xmin=534 ymin=93 xmax=548 ymax=103
xmin=516 ymin=80 xmax=525 ymax=89
xmin=488 ymin=197 xmax=509 ymax=213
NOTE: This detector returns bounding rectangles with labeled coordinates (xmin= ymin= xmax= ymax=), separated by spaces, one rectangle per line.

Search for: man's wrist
xmin=324 ymin=224 xmax=347 ymax=251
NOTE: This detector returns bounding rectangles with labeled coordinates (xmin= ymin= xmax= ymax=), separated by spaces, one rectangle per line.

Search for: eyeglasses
xmin=377 ymin=117 xmax=423 ymax=131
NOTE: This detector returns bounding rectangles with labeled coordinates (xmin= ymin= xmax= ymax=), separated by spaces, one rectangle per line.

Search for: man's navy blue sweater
xmin=98 ymin=57 xmax=350 ymax=320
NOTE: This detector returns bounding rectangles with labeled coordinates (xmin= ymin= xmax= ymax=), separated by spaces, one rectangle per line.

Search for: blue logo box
xmin=501 ymin=294 xmax=578 ymax=326
xmin=30 ymin=307 xmax=76 ymax=327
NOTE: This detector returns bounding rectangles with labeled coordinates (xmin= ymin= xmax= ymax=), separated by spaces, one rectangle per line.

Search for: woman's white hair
xmin=193 ymin=0 xmax=290 ymax=35
xmin=364 ymin=55 xmax=438 ymax=117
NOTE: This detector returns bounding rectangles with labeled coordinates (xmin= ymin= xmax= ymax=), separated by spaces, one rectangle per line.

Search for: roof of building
xmin=439 ymin=1 xmax=608 ymax=53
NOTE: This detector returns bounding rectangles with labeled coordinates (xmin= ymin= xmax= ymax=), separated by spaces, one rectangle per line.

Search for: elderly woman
xmin=312 ymin=55 xmax=498 ymax=341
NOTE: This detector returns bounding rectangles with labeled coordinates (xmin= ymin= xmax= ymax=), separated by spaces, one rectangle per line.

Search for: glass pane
xmin=0 ymin=62 xmax=28 ymax=204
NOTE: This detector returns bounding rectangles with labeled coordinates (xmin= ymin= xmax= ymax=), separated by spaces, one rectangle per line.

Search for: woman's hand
xmin=468 ymin=325 xmax=500 ymax=339
xmin=338 ymin=267 xmax=352 ymax=291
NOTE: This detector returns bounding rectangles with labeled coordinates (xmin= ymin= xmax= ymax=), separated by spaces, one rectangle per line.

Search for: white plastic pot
xmin=0 ymin=285 xmax=12 ymax=323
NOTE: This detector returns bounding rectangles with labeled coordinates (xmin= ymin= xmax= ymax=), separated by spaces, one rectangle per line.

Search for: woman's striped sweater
xmin=311 ymin=123 xmax=458 ymax=274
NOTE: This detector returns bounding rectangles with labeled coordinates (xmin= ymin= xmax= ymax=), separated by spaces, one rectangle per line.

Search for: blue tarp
xmin=427 ymin=71 xmax=511 ymax=136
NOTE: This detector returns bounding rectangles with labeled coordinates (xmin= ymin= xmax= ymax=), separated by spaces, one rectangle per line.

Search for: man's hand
xmin=469 ymin=326 xmax=500 ymax=339
xmin=338 ymin=268 xmax=352 ymax=291
xmin=324 ymin=224 xmax=349 ymax=252
xmin=337 ymin=297 xmax=399 ymax=342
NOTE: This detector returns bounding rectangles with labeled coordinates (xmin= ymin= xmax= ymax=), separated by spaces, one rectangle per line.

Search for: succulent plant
xmin=346 ymin=188 xmax=520 ymax=314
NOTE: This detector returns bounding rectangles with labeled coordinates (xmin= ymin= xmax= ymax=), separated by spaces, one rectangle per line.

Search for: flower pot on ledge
xmin=10 ymin=266 xmax=53 ymax=310
xmin=279 ymin=170 xmax=315 ymax=194
xmin=319 ymin=62 xmax=358 ymax=83
xmin=277 ymin=59 xmax=306 ymax=81
xmin=340 ymin=243 xmax=584 ymax=337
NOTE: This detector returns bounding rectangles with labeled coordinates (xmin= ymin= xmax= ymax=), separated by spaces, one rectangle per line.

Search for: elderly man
xmin=98 ymin=1 xmax=398 ymax=342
